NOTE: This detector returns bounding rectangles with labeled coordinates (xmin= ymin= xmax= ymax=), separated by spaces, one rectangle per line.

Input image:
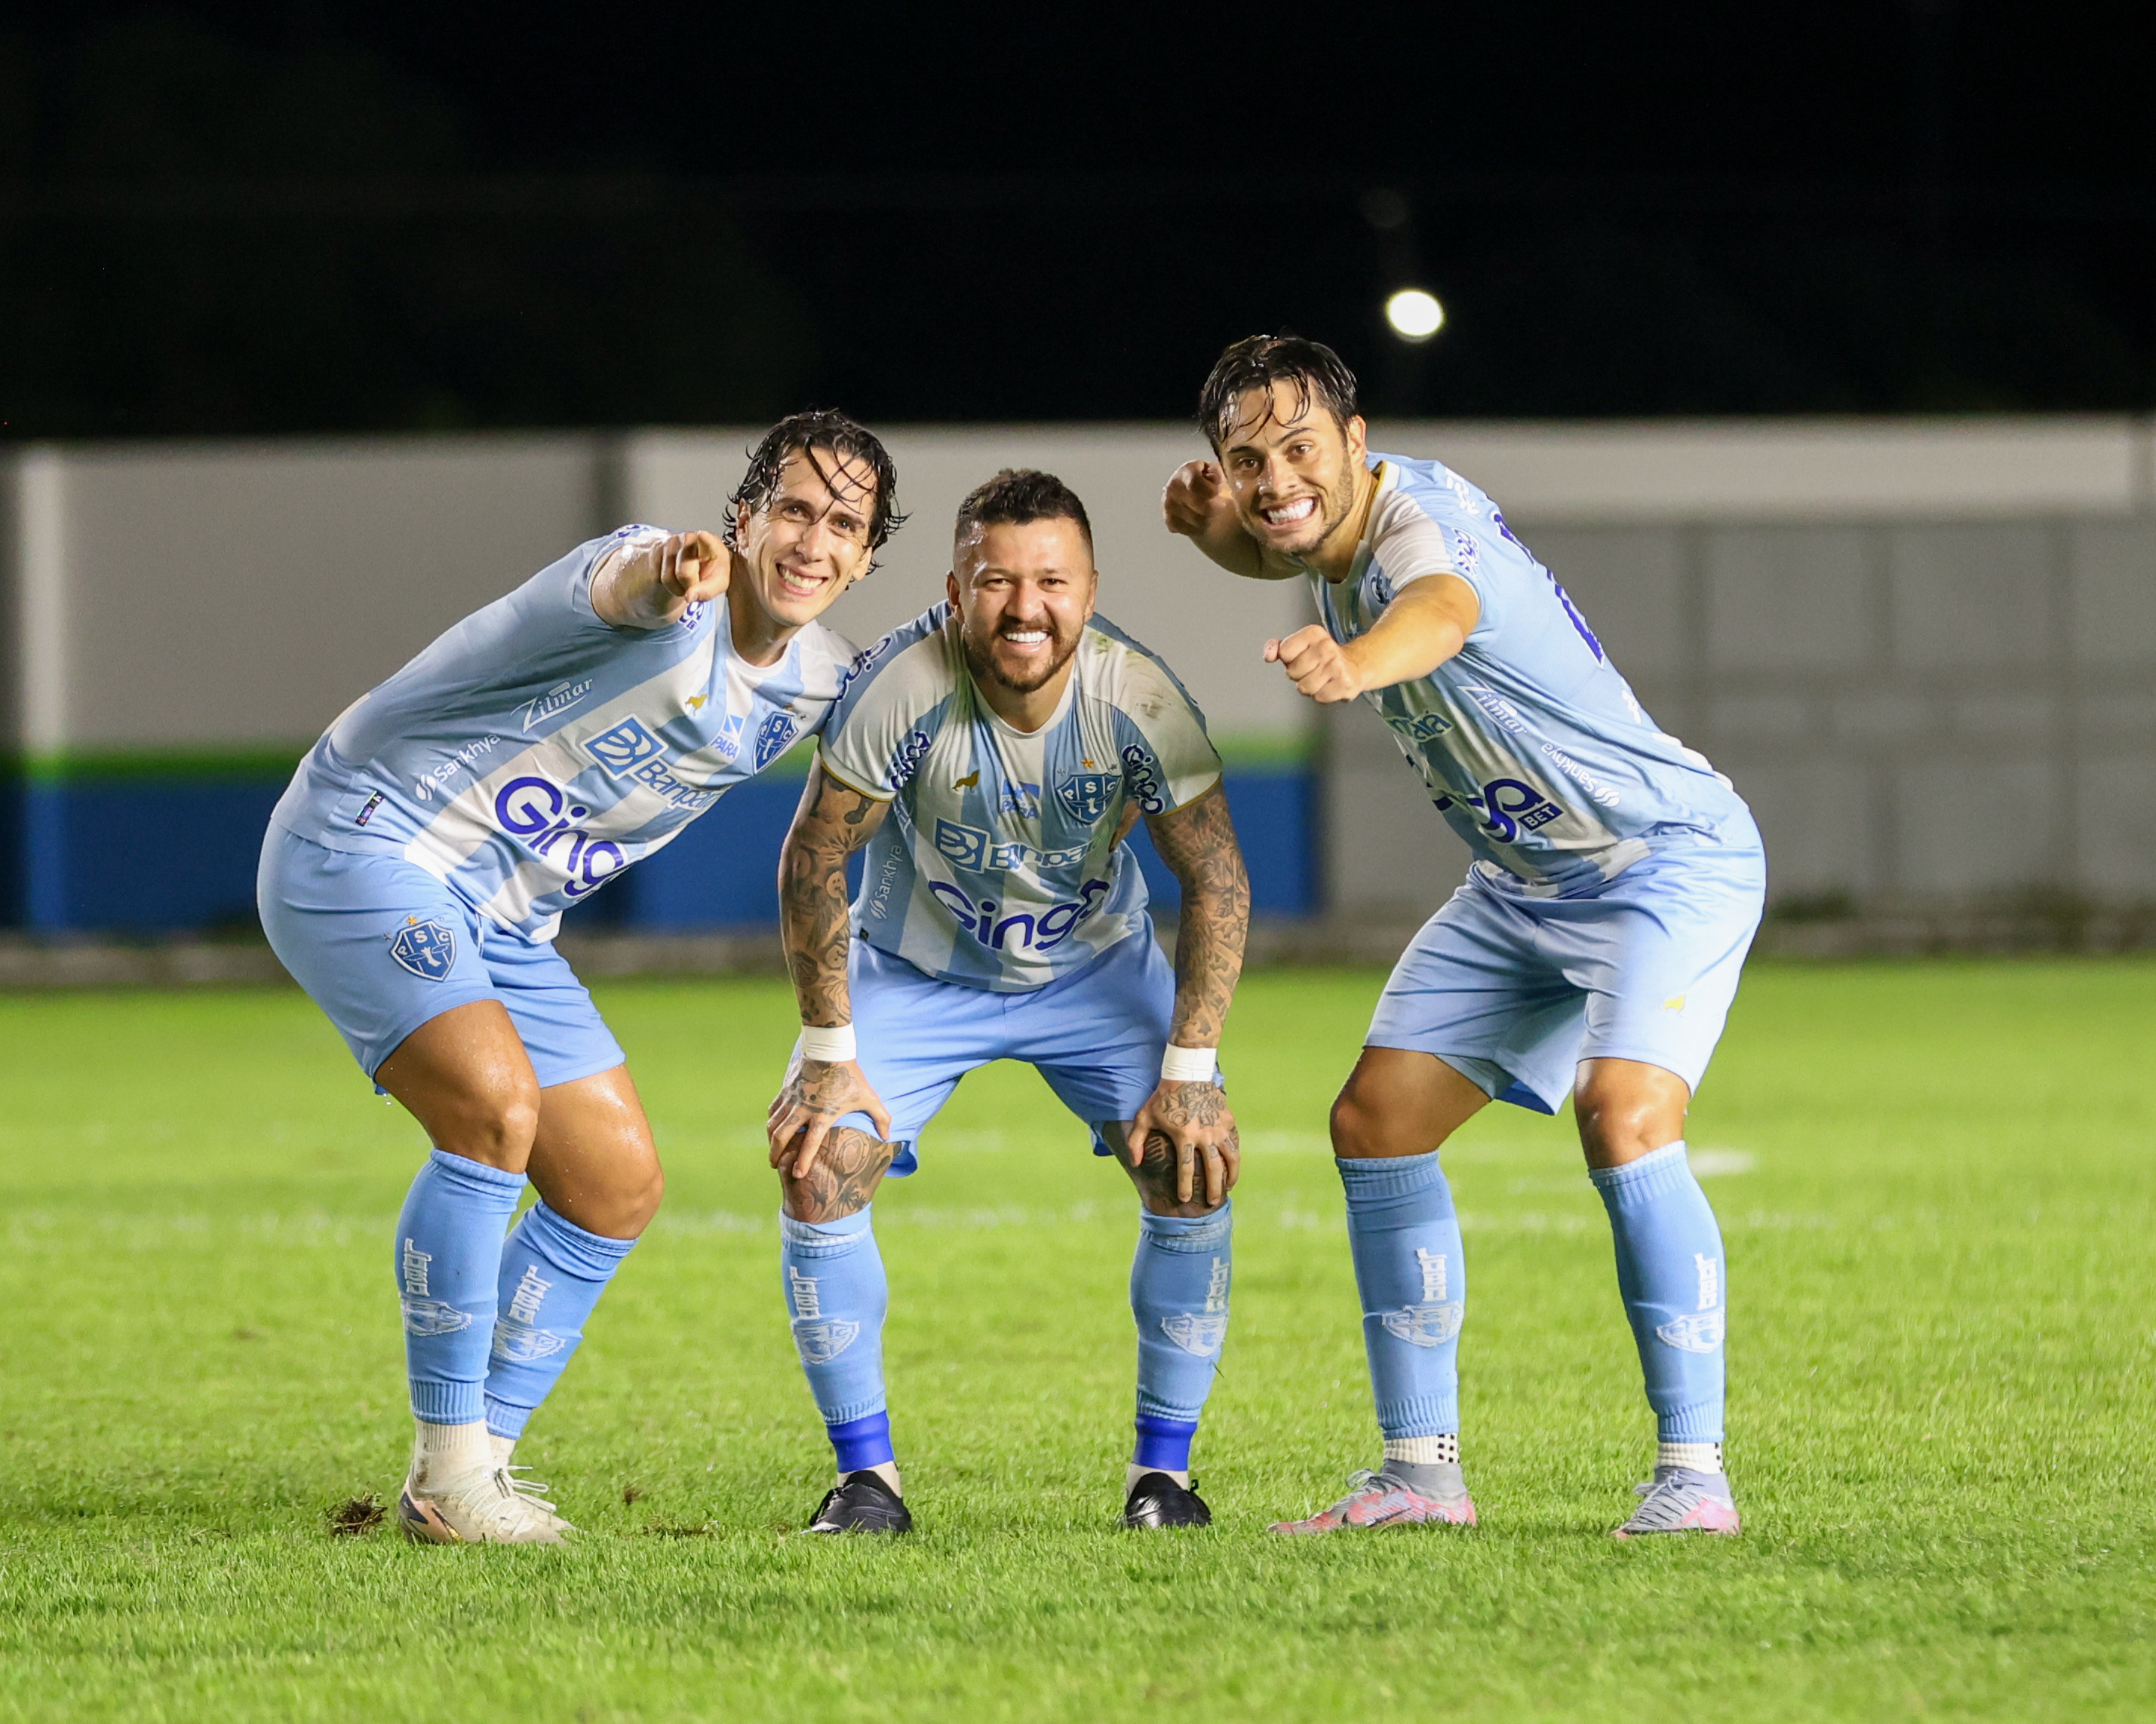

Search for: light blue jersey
xmin=818 ymin=603 xmax=1221 ymax=992
xmin=271 ymin=526 xmax=857 ymax=940
xmin=1309 ymin=457 xmax=1749 ymax=896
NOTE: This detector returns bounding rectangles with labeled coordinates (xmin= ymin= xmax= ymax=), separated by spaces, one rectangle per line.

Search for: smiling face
xmin=1218 ymin=382 xmax=1371 ymax=562
xmin=730 ymin=446 xmax=880 ymax=630
xmin=949 ymin=515 xmax=1098 ymax=701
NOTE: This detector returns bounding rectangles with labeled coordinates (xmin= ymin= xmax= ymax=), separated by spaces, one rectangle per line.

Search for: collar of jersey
xmin=721 ymin=596 xmax=797 ymax=687
xmin=1294 ymin=459 xmax=1395 ymax=587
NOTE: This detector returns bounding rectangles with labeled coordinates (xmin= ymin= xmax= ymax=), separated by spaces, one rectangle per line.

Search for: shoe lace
xmin=498 ymin=1465 xmax=560 ymax=1512
xmin=1620 ymin=1477 xmax=1705 ymax=1533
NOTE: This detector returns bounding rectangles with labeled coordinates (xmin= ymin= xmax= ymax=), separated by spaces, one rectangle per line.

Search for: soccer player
xmin=259 ymin=412 xmax=901 ymax=1544
xmin=1164 ymin=336 xmax=1761 ymax=1538
xmin=764 ymin=468 xmax=1250 ymax=1533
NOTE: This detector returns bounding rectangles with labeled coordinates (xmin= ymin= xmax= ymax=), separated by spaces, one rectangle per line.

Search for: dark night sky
xmin=3 ymin=2 xmax=2151 ymax=435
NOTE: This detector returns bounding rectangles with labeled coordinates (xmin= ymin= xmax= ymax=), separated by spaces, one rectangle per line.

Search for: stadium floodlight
xmin=1385 ymin=288 xmax=1445 ymax=342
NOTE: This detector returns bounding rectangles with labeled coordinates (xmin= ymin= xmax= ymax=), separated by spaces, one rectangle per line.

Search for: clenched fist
xmin=1264 ymin=623 xmax=1367 ymax=704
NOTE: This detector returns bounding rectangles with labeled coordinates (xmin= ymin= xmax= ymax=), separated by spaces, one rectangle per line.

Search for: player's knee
xmin=441 ymin=1082 xmax=542 ymax=1168
xmin=779 ymin=1127 xmax=892 ymax=1222
xmin=1573 ymin=1069 xmax=1685 ymax=1167
xmin=1329 ymin=1084 xmax=1396 ymax=1160
xmin=616 ymin=1159 xmax=665 ymax=1235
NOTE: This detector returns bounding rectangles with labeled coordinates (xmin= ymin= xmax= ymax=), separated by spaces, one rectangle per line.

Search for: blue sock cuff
xmin=780 ymin=1207 xmax=874 ymax=1250
xmin=1659 ymin=1401 xmax=1725 ymax=1443
xmin=828 ymin=1411 xmax=895 ymax=1472
xmin=1134 ymin=1414 xmax=1199 ymax=1472
xmin=521 ymin=1201 xmax=637 ymax=1278
xmin=1138 ymin=1203 xmax=1231 ymax=1250
xmin=483 ymin=1394 xmax=533 ymax=1440
xmin=1336 ymin=1149 xmax=1450 ymax=1204
xmin=426 ymin=1147 xmax=528 ymax=1199
xmin=411 ymin=1381 xmax=484 ymax=1425
xmin=1589 ymin=1141 xmax=1691 ymax=1201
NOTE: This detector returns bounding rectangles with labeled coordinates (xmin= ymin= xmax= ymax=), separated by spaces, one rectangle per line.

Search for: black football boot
xmin=806 ymin=1471 xmax=914 ymax=1534
xmin=1122 ymin=1471 xmax=1212 ymax=1528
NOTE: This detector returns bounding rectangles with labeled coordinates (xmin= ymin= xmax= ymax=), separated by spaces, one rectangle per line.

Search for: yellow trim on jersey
xmin=814 ymin=744 xmax=895 ymax=803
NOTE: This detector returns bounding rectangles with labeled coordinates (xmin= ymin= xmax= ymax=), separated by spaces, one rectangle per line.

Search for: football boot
xmin=1267 ymin=1465 xmax=1476 ymax=1535
xmin=398 ymin=1465 xmax=573 ymax=1545
xmin=806 ymin=1470 xmax=914 ymax=1534
xmin=1611 ymin=1466 xmax=1741 ymax=1538
xmin=1122 ymin=1471 xmax=1212 ymax=1529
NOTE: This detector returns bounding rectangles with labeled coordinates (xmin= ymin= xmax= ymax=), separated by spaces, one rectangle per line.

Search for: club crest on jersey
xmin=587 ymin=716 xmax=665 ymax=774
xmin=754 ymin=711 xmax=799 ymax=771
xmin=1056 ymin=771 xmax=1116 ymax=824
xmin=388 ymin=918 xmax=456 ymax=982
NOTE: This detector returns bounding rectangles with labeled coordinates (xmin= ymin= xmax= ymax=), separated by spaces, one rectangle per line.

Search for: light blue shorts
xmin=840 ymin=930 xmax=1177 ymax=1176
xmin=1368 ymin=837 xmax=1766 ymax=1115
xmin=258 ymin=825 xmax=625 ymax=1088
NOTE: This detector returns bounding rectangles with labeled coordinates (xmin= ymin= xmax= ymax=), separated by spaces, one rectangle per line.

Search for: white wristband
xmin=798 ymin=1023 xmax=856 ymax=1063
xmin=1160 ymin=1043 xmax=1218 ymax=1084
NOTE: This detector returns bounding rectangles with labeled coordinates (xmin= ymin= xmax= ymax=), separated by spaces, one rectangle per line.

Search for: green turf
xmin=2 ymin=961 xmax=2152 ymax=1722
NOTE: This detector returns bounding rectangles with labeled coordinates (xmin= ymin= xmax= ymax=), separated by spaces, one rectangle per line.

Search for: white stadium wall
xmin=3 ymin=418 xmax=2154 ymax=931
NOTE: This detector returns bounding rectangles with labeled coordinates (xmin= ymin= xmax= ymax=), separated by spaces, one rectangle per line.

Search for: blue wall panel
xmin=11 ymin=768 xmax=1316 ymax=934
xmin=32 ymin=781 xmax=287 ymax=934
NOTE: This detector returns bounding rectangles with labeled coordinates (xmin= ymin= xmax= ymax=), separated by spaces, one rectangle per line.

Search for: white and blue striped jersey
xmin=818 ymin=603 xmax=1221 ymax=992
xmin=270 ymin=526 xmax=857 ymax=941
xmin=1308 ymin=456 xmax=1750 ymax=896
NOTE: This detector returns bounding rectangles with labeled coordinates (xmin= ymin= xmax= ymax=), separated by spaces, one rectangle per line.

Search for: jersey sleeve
xmin=816 ymin=624 xmax=946 ymax=802
xmin=1107 ymin=649 xmax=1223 ymax=818
xmin=1371 ymin=488 xmax=1502 ymax=641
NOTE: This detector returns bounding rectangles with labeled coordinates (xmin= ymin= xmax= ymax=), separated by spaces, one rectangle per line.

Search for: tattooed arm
xmin=1127 ymin=782 xmax=1252 ymax=1206
xmin=766 ymin=759 xmax=894 ymax=1183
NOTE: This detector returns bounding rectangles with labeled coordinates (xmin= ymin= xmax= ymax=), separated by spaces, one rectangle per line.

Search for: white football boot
xmin=398 ymin=1463 xmax=575 ymax=1545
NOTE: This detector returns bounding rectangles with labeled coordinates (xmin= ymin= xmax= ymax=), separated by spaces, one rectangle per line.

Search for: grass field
xmin=1 ymin=959 xmax=2152 ymax=1721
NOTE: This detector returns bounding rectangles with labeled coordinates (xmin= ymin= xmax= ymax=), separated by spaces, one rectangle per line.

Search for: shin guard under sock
xmin=779 ymin=1208 xmax=891 ymax=1469
xmin=395 ymin=1149 xmax=526 ymax=1427
xmin=482 ymin=1200 xmax=637 ymax=1440
xmin=1590 ymin=1142 xmax=1727 ymax=1446
xmin=1338 ymin=1151 xmax=1465 ymax=1442
xmin=1129 ymin=1204 xmax=1233 ymax=1472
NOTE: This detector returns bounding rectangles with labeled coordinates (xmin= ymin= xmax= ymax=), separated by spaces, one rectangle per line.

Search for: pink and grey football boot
xmin=1268 ymin=1465 xmax=1477 ymax=1535
xmin=1611 ymin=1467 xmax=1742 ymax=1538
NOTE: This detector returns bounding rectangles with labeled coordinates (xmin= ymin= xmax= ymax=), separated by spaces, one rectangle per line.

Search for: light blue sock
xmin=395 ymin=1149 xmax=527 ymax=1426
xmin=1590 ymin=1142 xmax=1726 ymax=1445
xmin=1130 ymin=1203 xmax=1232 ymax=1471
xmin=780 ymin=1207 xmax=891 ymax=1468
xmin=481 ymin=1201 xmax=637 ymax=1440
xmin=1338 ymin=1151 xmax=1465 ymax=1440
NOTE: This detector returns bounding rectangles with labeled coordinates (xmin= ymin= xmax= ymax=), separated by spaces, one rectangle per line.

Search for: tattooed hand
xmin=767 ymin=1052 xmax=893 ymax=1184
xmin=1127 ymin=1078 xmax=1240 ymax=1207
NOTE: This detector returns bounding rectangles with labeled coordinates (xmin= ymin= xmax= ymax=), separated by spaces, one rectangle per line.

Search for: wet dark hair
xmin=953 ymin=468 xmax=1093 ymax=551
xmin=726 ymin=409 xmax=905 ymax=556
xmin=1197 ymin=333 xmax=1361 ymax=450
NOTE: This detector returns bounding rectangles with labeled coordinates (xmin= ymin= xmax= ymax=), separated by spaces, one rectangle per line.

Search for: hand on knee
xmin=781 ymin=1127 xmax=894 ymax=1223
